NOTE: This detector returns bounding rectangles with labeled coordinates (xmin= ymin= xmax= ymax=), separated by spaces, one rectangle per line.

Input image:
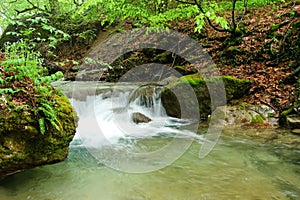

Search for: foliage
xmin=0 ymin=0 xmax=287 ymax=46
xmin=1 ymin=14 xmax=70 ymax=57
xmin=0 ymin=0 xmax=297 ymax=118
xmin=251 ymin=114 xmax=265 ymax=123
xmin=0 ymin=41 xmax=64 ymax=134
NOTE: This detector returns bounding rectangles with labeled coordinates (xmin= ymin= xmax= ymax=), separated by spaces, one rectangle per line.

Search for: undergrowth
xmin=0 ymin=41 xmax=63 ymax=134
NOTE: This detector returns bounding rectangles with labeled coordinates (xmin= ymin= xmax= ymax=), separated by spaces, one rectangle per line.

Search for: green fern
xmin=38 ymin=118 xmax=46 ymax=135
xmin=2 ymin=40 xmax=65 ymax=135
xmin=0 ymin=88 xmax=21 ymax=94
xmin=37 ymin=102 xmax=61 ymax=133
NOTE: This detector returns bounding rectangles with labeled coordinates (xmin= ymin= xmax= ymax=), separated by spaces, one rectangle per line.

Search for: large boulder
xmin=0 ymin=91 xmax=78 ymax=178
xmin=161 ymin=74 xmax=252 ymax=119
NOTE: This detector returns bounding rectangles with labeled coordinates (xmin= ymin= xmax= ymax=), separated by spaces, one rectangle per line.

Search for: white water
xmin=72 ymin=85 xmax=198 ymax=146
xmin=70 ymin=84 xmax=201 ymax=172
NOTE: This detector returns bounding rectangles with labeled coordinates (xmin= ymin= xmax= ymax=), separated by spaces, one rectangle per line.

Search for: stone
xmin=132 ymin=112 xmax=152 ymax=124
xmin=286 ymin=115 xmax=300 ymax=129
xmin=0 ymin=91 xmax=78 ymax=178
xmin=291 ymin=129 xmax=300 ymax=135
xmin=161 ymin=74 xmax=252 ymax=119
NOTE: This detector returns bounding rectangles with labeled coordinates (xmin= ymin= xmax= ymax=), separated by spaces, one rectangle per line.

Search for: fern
xmin=0 ymin=88 xmax=21 ymax=94
xmin=0 ymin=58 xmax=26 ymax=67
xmin=38 ymin=118 xmax=46 ymax=135
xmin=37 ymin=102 xmax=61 ymax=133
xmin=2 ymin=41 xmax=64 ymax=135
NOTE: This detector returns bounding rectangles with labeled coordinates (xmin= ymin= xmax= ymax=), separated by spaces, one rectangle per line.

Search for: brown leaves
xmin=207 ymin=3 xmax=299 ymax=112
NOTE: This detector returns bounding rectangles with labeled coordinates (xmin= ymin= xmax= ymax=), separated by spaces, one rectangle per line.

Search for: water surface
xmin=0 ymin=82 xmax=299 ymax=200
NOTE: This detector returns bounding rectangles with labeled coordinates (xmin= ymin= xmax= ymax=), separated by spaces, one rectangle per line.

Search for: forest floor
xmin=57 ymin=1 xmax=300 ymax=115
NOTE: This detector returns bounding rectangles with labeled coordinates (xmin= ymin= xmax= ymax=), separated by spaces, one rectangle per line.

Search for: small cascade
xmin=70 ymin=83 xmax=197 ymax=149
xmin=127 ymin=85 xmax=165 ymax=118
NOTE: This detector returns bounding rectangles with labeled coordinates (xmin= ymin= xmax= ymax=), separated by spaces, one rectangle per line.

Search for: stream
xmin=0 ymin=82 xmax=299 ymax=200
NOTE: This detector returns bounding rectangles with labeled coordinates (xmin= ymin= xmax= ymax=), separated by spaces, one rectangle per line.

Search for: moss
xmin=181 ymin=75 xmax=252 ymax=100
xmin=179 ymin=74 xmax=205 ymax=86
xmin=221 ymin=76 xmax=252 ymax=100
xmin=174 ymin=66 xmax=198 ymax=75
xmin=0 ymin=87 xmax=78 ymax=177
xmin=281 ymin=108 xmax=293 ymax=117
xmin=161 ymin=74 xmax=252 ymax=119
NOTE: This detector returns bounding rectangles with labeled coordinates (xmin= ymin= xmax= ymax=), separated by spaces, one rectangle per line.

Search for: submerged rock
xmin=161 ymin=74 xmax=252 ymax=119
xmin=132 ymin=112 xmax=152 ymax=124
xmin=0 ymin=91 xmax=78 ymax=178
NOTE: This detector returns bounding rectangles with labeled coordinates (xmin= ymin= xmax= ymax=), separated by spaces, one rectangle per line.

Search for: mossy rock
xmin=161 ymin=74 xmax=251 ymax=119
xmin=0 ymin=89 xmax=78 ymax=178
xmin=174 ymin=66 xmax=198 ymax=75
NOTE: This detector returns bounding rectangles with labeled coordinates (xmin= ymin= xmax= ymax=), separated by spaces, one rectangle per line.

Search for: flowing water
xmin=0 ymin=82 xmax=299 ymax=200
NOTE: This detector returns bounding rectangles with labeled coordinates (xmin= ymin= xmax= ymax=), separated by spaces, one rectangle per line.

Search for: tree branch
xmin=193 ymin=0 xmax=228 ymax=33
xmin=175 ymin=0 xmax=196 ymax=5
xmin=15 ymin=0 xmax=47 ymax=15
xmin=231 ymin=0 xmax=237 ymax=34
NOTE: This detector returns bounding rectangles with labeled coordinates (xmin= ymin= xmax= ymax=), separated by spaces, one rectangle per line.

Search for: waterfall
xmin=69 ymin=83 xmax=197 ymax=148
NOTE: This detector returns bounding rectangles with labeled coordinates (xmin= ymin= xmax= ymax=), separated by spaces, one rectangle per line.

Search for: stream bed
xmin=0 ymin=82 xmax=299 ymax=200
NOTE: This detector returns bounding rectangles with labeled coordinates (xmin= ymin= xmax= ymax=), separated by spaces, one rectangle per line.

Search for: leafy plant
xmin=251 ymin=114 xmax=265 ymax=123
xmin=1 ymin=41 xmax=64 ymax=135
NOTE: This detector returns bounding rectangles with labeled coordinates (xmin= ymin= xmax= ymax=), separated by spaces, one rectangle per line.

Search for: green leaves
xmin=2 ymin=39 xmax=64 ymax=135
xmin=215 ymin=16 xmax=230 ymax=30
xmin=0 ymin=88 xmax=21 ymax=94
xmin=0 ymin=58 xmax=26 ymax=67
xmin=38 ymin=118 xmax=46 ymax=135
xmin=39 ymin=71 xmax=64 ymax=84
xmin=38 ymin=101 xmax=61 ymax=134
xmin=195 ymin=14 xmax=205 ymax=33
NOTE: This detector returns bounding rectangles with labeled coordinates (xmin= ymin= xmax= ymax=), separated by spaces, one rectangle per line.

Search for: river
xmin=0 ymin=82 xmax=299 ymax=200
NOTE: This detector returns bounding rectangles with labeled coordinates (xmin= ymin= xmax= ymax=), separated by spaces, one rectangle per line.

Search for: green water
xmin=0 ymin=134 xmax=299 ymax=200
xmin=1 ymin=82 xmax=299 ymax=199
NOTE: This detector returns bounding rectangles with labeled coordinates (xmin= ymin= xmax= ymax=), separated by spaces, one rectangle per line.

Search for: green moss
xmin=161 ymin=74 xmax=252 ymax=119
xmin=175 ymin=66 xmax=198 ymax=75
xmin=180 ymin=75 xmax=251 ymax=100
xmin=0 ymin=87 xmax=78 ymax=177
xmin=179 ymin=74 xmax=205 ymax=86
xmin=251 ymin=114 xmax=265 ymax=123
xmin=221 ymin=76 xmax=252 ymax=100
xmin=280 ymin=108 xmax=293 ymax=117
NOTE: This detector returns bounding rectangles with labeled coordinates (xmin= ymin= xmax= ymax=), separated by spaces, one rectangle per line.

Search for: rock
xmin=75 ymin=69 xmax=105 ymax=81
xmin=211 ymin=105 xmax=277 ymax=128
xmin=291 ymin=129 xmax=300 ymax=135
xmin=132 ymin=112 xmax=151 ymax=124
xmin=286 ymin=115 xmax=300 ymax=129
xmin=174 ymin=66 xmax=198 ymax=75
xmin=158 ymin=75 xmax=179 ymax=86
xmin=0 ymin=91 xmax=78 ymax=178
xmin=161 ymin=74 xmax=252 ymax=119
